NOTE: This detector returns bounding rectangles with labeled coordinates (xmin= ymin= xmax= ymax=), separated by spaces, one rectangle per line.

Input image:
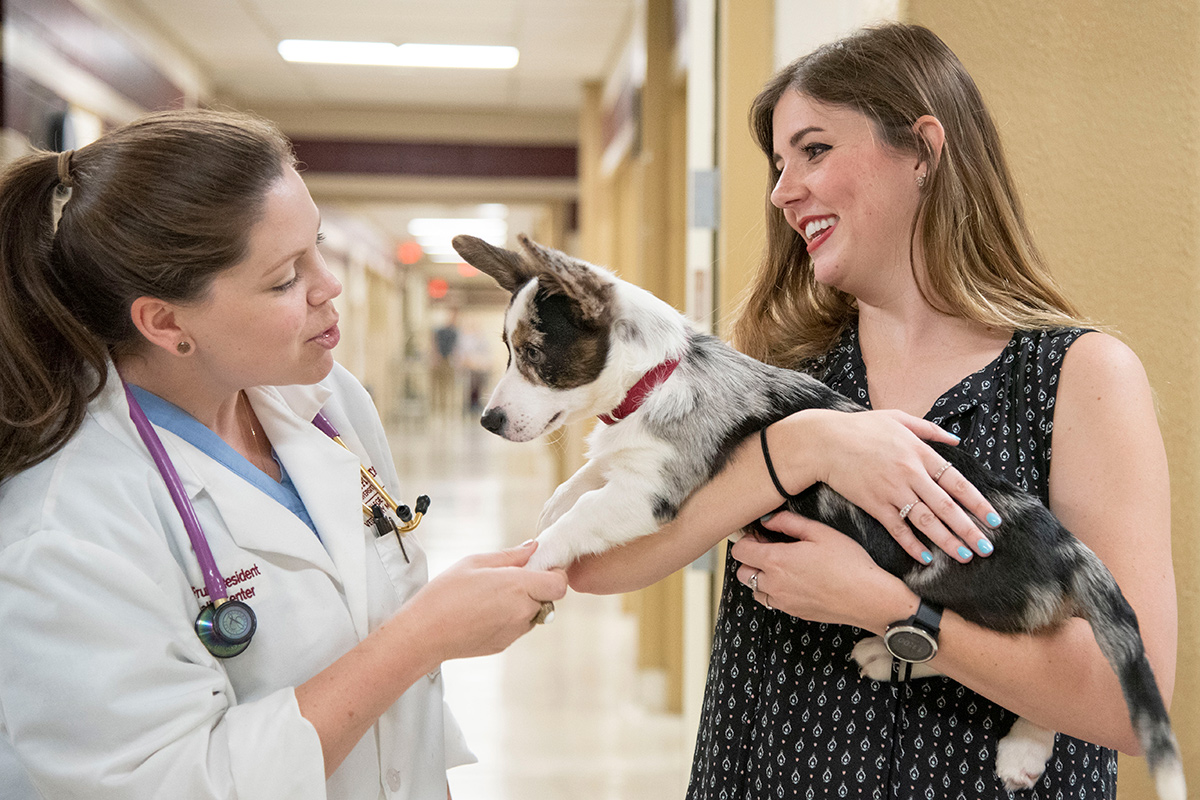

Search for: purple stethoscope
xmin=123 ymin=383 xmax=428 ymax=658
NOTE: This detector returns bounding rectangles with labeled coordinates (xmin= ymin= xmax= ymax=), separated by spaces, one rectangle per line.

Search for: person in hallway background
xmin=0 ymin=108 xmax=566 ymax=799
xmin=457 ymin=321 xmax=494 ymax=415
xmin=431 ymin=308 xmax=462 ymax=416
xmin=569 ymin=23 xmax=1176 ymax=799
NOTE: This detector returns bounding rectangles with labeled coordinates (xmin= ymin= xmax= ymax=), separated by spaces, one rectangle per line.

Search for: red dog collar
xmin=598 ymin=356 xmax=681 ymax=425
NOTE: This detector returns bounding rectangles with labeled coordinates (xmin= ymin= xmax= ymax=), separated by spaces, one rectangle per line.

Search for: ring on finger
xmin=899 ymin=501 xmax=917 ymax=521
xmin=764 ymin=594 xmax=773 ymax=611
xmin=933 ymin=461 xmax=952 ymax=482
xmin=748 ymin=570 xmax=760 ymax=593
xmin=533 ymin=601 xmax=555 ymax=625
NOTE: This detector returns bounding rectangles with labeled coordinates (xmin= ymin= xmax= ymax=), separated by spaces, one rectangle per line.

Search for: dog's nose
xmin=480 ymin=407 xmax=507 ymax=435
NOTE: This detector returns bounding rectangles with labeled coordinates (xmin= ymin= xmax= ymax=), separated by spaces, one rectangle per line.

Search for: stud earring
xmin=176 ymin=340 xmax=192 ymax=354
xmin=916 ymin=173 xmax=927 ymax=188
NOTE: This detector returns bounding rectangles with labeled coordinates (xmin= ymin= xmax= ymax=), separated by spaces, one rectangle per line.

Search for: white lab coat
xmin=0 ymin=363 xmax=473 ymax=799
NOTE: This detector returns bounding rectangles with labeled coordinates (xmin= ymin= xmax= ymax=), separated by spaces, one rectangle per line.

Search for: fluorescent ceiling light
xmin=278 ymin=40 xmax=519 ymax=69
xmin=408 ymin=218 xmax=508 ymax=263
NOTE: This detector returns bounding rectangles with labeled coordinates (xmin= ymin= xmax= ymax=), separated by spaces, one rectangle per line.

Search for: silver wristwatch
xmin=883 ymin=599 xmax=943 ymax=663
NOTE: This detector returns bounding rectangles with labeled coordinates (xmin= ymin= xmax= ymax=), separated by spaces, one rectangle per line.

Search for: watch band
xmin=911 ymin=599 xmax=944 ymax=633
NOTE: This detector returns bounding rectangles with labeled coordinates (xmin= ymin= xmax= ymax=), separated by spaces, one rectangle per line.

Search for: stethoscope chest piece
xmin=195 ymin=600 xmax=257 ymax=659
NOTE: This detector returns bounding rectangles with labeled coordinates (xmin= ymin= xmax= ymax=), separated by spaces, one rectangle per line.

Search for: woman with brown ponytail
xmin=0 ymin=109 xmax=565 ymax=800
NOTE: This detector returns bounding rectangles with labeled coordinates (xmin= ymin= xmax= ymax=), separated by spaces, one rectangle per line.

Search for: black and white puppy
xmin=452 ymin=233 xmax=1184 ymax=799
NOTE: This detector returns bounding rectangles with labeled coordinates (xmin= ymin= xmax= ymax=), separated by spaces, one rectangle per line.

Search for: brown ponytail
xmin=0 ymin=109 xmax=295 ymax=482
xmin=0 ymin=153 xmax=107 ymax=481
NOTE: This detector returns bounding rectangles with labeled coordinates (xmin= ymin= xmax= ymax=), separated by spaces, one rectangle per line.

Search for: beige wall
xmin=715 ymin=0 xmax=777 ymax=326
xmin=903 ymin=2 xmax=1200 ymax=796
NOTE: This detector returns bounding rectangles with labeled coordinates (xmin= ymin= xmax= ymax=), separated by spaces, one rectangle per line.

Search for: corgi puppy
xmin=452 ymin=233 xmax=1184 ymax=799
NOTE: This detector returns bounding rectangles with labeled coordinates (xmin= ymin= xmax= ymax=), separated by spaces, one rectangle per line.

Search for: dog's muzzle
xmin=480 ymin=407 xmax=507 ymax=435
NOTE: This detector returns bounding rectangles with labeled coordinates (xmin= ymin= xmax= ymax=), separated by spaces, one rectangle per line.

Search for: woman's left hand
xmin=731 ymin=511 xmax=916 ymax=632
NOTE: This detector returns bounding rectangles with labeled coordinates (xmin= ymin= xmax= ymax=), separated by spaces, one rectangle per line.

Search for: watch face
xmin=885 ymin=627 xmax=936 ymax=662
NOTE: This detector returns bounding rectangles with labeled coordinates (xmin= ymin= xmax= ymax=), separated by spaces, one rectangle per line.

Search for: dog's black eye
xmin=524 ymin=345 xmax=545 ymax=365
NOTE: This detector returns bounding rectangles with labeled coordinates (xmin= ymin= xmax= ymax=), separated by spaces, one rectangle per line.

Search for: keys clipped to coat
xmin=367 ymin=496 xmax=430 ymax=563
xmin=316 ymin=414 xmax=430 ymax=564
xmin=365 ymin=495 xmax=430 ymax=563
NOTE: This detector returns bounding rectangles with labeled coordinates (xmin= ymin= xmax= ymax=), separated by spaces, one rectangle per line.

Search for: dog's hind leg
xmin=850 ymin=635 xmax=941 ymax=681
xmin=995 ymin=716 xmax=1056 ymax=791
xmin=852 ymin=637 xmax=1055 ymax=789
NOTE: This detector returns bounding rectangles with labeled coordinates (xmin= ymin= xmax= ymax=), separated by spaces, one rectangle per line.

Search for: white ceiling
xmin=121 ymin=0 xmax=636 ymax=114
xmin=110 ymin=0 xmax=633 ymax=283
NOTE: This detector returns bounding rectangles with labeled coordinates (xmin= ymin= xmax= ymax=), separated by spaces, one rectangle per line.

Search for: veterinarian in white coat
xmin=0 ymin=109 xmax=566 ymax=799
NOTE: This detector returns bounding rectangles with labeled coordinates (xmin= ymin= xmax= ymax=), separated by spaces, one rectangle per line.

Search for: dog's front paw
xmin=526 ymin=536 xmax=571 ymax=571
xmin=851 ymin=636 xmax=894 ymax=681
xmin=995 ymin=717 xmax=1055 ymax=791
xmin=536 ymin=495 xmax=570 ymax=534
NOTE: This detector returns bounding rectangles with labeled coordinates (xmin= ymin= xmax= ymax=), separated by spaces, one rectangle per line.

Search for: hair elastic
xmin=759 ymin=426 xmax=803 ymax=501
xmin=57 ymin=150 xmax=75 ymax=188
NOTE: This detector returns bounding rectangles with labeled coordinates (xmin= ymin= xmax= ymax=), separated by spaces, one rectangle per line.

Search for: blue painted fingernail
xmin=986 ymin=512 xmax=1002 ymax=528
xmin=978 ymin=539 xmax=993 ymax=555
xmin=957 ymin=546 xmax=973 ymax=560
xmin=949 ymin=434 xmax=960 ymax=444
xmin=921 ymin=551 xmax=933 ymax=564
xmin=760 ymin=512 xmax=775 ymax=523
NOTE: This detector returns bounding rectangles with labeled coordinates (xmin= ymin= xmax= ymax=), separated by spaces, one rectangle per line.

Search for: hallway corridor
xmin=387 ymin=415 xmax=693 ymax=800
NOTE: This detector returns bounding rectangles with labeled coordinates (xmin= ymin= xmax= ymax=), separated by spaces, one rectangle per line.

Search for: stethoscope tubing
xmin=124 ymin=383 xmax=229 ymax=604
xmin=124 ymin=382 xmax=427 ymax=656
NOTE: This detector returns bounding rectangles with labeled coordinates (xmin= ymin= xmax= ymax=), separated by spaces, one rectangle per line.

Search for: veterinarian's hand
xmin=731 ymin=515 xmax=916 ymax=632
xmin=773 ymin=408 xmax=999 ymax=564
xmin=407 ymin=540 xmax=568 ymax=662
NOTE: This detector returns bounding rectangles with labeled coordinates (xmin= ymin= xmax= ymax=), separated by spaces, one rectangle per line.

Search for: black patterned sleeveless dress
xmin=687 ymin=326 xmax=1118 ymax=800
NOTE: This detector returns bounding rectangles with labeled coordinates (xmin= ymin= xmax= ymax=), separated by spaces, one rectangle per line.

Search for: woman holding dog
xmin=0 ymin=109 xmax=567 ymax=799
xmin=571 ymin=23 xmax=1176 ymax=800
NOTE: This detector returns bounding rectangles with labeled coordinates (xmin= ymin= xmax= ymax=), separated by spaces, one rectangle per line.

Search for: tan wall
xmin=716 ymin=0 xmax=777 ymax=327
xmin=905 ymin=2 xmax=1200 ymax=796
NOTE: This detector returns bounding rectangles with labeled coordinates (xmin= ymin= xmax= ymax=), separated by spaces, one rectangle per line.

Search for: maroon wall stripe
xmin=290 ymin=138 xmax=578 ymax=179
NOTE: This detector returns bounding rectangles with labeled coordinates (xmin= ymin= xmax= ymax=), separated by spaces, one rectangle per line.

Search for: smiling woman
xmin=0 ymin=108 xmax=567 ymax=800
xmin=768 ymin=92 xmax=938 ymax=299
xmin=696 ymin=22 xmax=1178 ymax=800
xmin=566 ymin=22 xmax=1178 ymax=800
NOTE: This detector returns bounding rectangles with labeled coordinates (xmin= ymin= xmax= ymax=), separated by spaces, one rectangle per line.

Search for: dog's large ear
xmin=516 ymin=234 xmax=612 ymax=327
xmin=452 ymin=235 xmax=536 ymax=294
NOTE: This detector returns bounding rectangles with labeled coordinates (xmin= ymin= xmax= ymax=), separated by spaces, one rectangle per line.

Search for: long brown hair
xmin=0 ymin=109 xmax=294 ymax=482
xmin=733 ymin=23 xmax=1086 ymax=367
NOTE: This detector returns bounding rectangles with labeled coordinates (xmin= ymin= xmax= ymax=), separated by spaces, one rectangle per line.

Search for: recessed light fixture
xmin=278 ymin=40 xmax=519 ymax=69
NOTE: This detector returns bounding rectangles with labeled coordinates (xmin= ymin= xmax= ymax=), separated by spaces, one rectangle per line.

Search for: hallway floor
xmin=387 ymin=414 xmax=693 ymax=800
